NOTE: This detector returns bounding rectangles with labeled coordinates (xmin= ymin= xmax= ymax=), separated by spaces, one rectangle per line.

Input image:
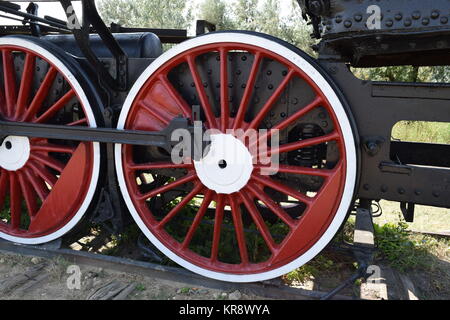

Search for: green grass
xmin=392 ymin=121 xmax=450 ymax=144
xmin=376 ymin=201 xmax=450 ymax=233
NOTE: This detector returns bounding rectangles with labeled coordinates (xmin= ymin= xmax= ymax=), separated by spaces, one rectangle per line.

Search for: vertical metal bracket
xmin=59 ymin=0 xmax=128 ymax=91
xmin=400 ymin=202 xmax=415 ymax=223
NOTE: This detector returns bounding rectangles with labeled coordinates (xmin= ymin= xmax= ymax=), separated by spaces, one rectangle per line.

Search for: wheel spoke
xmin=22 ymin=66 xmax=57 ymax=121
xmin=17 ymin=170 xmax=37 ymax=217
xmin=9 ymin=172 xmax=21 ymax=230
xmin=247 ymin=69 xmax=295 ymax=130
xmin=245 ymin=182 xmax=296 ymax=228
xmin=275 ymin=165 xmax=343 ymax=262
xmin=15 ymin=53 xmax=35 ymax=119
xmin=210 ymin=194 xmax=225 ymax=262
xmin=138 ymin=100 xmax=171 ymax=125
xmin=0 ymin=171 xmax=9 ymax=211
xmin=2 ymin=49 xmax=17 ymax=118
xmin=273 ymin=131 xmax=340 ymax=155
xmin=182 ymin=190 xmax=213 ymax=249
xmin=251 ymin=174 xmax=311 ymax=204
xmin=128 ymin=162 xmax=193 ymax=171
xmin=139 ymin=172 xmax=198 ymax=200
xmin=27 ymin=160 xmax=58 ymax=186
xmin=35 ymin=89 xmax=76 ymax=123
xmin=23 ymin=166 xmax=49 ymax=201
xmin=31 ymin=143 xmax=76 ymax=154
xmin=28 ymin=143 xmax=92 ymax=234
xmin=239 ymin=191 xmax=277 ymax=253
xmin=228 ymin=194 xmax=249 ymax=265
xmin=157 ymin=74 xmax=191 ymax=118
xmin=233 ymin=52 xmax=262 ymax=130
xmin=255 ymin=164 xmax=334 ymax=178
xmin=219 ymin=48 xmax=229 ymax=131
xmin=252 ymin=96 xmax=323 ymax=150
xmin=67 ymin=118 xmax=87 ymax=126
xmin=30 ymin=153 xmax=65 ymax=173
xmin=158 ymin=183 xmax=204 ymax=228
xmin=186 ymin=54 xmax=217 ymax=129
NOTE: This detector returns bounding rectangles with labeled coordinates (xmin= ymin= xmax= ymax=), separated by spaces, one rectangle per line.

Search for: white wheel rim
xmin=0 ymin=37 xmax=101 ymax=245
xmin=115 ymin=32 xmax=357 ymax=282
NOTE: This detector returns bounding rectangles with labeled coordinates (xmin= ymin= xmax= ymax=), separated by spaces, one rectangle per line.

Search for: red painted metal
xmin=0 ymin=45 xmax=95 ymax=239
xmin=121 ymin=42 xmax=348 ymax=275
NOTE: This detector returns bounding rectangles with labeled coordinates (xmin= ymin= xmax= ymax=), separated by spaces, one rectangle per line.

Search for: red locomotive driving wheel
xmin=116 ymin=32 xmax=357 ymax=282
xmin=0 ymin=37 xmax=102 ymax=244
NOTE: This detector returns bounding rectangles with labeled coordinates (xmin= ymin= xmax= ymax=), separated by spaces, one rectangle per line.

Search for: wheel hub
xmin=194 ymin=134 xmax=253 ymax=194
xmin=0 ymin=136 xmax=30 ymax=171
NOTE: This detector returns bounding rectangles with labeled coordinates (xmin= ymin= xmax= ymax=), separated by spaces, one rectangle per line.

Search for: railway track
xmin=0 ymin=238 xmax=353 ymax=300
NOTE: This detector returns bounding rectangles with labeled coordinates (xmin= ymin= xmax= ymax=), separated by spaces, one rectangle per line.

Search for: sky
xmin=0 ymin=0 xmax=295 ymax=29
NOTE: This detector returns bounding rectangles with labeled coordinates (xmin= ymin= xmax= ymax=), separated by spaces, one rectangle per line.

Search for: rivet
xmin=414 ymin=189 xmax=421 ymax=196
xmin=236 ymin=70 xmax=241 ymax=75
xmin=241 ymin=55 xmax=247 ymax=61
xmin=440 ymin=16 xmax=448 ymax=24
xmin=268 ymin=84 xmax=274 ymax=90
xmin=292 ymin=98 xmax=298 ymax=105
xmin=412 ymin=11 xmax=421 ymax=20
xmin=282 ymin=70 xmax=288 ymax=76
xmin=326 ymin=25 xmax=332 ymax=31
xmin=207 ymin=69 xmax=212 ymax=75
xmin=280 ymin=112 xmax=286 ymax=118
xmin=404 ymin=18 xmax=412 ymax=26
xmin=385 ymin=19 xmax=394 ymax=27
xmin=267 ymin=70 xmax=272 ymax=76
xmin=431 ymin=10 xmax=440 ymax=19
xmin=432 ymin=191 xmax=440 ymax=197
xmin=395 ymin=13 xmax=403 ymax=21
xmin=241 ymin=84 xmax=246 ymax=89
xmin=344 ymin=20 xmax=352 ymax=28
xmin=321 ymin=121 xmax=328 ymax=128
xmin=354 ymin=14 xmax=362 ymax=22
xmin=422 ymin=18 xmax=430 ymax=25
xmin=191 ymin=82 xmax=195 ymax=87
xmin=335 ymin=15 xmax=342 ymax=23
xmin=398 ymin=188 xmax=405 ymax=195
xmin=228 ymin=83 xmax=233 ymax=88
xmin=203 ymin=82 xmax=208 ymax=88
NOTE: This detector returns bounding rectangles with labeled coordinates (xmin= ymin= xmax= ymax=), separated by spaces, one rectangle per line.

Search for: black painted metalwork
xmin=0 ymin=0 xmax=447 ymax=218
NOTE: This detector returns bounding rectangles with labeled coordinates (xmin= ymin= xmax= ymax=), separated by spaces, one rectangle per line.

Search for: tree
xmin=198 ymin=0 xmax=235 ymax=30
xmin=98 ymin=0 xmax=192 ymax=29
xmin=232 ymin=0 xmax=259 ymax=31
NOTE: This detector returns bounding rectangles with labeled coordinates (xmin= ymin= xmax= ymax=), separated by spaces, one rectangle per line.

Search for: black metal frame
xmin=0 ymin=0 xmax=447 ymax=217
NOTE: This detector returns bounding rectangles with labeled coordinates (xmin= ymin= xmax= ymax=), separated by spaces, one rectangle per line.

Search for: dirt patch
xmin=0 ymin=253 xmax=267 ymax=300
